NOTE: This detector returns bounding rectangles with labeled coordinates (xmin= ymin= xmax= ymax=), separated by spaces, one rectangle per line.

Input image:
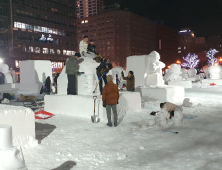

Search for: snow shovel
xmin=93 ymin=80 xmax=100 ymax=93
xmin=91 ymin=96 xmax=100 ymax=123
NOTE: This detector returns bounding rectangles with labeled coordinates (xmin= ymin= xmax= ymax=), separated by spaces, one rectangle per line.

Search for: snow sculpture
xmin=206 ymin=49 xmax=219 ymax=66
xmin=181 ymin=68 xmax=188 ymax=79
xmin=58 ymin=57 xmax=100 ymax=95
xmin=0 ymin=124 xmax=27 ymax=170
xmin=208 ymin=65 xmax=222 ymax=79
xmin=164 ymin=64 xmax=182 ymax=82
xmin=181 ymin=53 xmax=200 ymax=69
xmin=155 ymin=106 xmax=183 ymax=128
xmin=173 ymin=107 xmax=183 ymax=127
xmin=0 ymin=63 xmax=13 ymax=83
xmin=144 ymin=51 xmax=165 ymax=86
xmin=202 ymin=65 xmax=209 ymax=78
xmin=187 ymin=68 xmax=197 ymax=77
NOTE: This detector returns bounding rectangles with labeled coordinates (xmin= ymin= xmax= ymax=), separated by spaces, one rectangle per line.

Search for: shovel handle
xmin=93 ymin=96 xmax=97 ymax=115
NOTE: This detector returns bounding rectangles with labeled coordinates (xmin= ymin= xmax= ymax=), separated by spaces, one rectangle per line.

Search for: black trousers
xmin=67 ymin=74 xmax=77 ymax=95
xmin=98 ymin=74 xmax=107 ymax=94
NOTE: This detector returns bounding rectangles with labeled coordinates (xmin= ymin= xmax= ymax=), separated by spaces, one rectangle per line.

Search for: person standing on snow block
xmin=121 ymin=71 xmax=135 ymax=92
xmin=87 ymin=39 xmax=97 ymax=55
xmin=66 ymin=53 xmax=81 ymax=95
xmin=160 ymin=102 xmax=177 ymax=119
xmin=44 ymin=76 xmax=51 ymax=95
xmin=79 ymin=35 xmax=88 ymax=57
xmin=96 ymin=58 xmax=113 ymax=95
xmin=102 ymin=75 xmax=119 ymax=127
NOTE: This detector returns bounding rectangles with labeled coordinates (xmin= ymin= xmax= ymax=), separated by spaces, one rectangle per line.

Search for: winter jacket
xmin=96 ymin=61 xmax=109 ymax=76
xmin=87 ymin=44 xmax=97 ymax=54
xmin=79 ymin=40 xmax=88 ymax=53
xmin=102 ymin=82 xmax=119 ymax=105
xmin=66 ymin=56 xmax=79 ymax=75
xmin=45 ymin=78 xmax=51 ymax=92
xmin=122 ymin=75 xmax=135 ymax=91
xmin=165 ymin=102 xmax=177 ymax=113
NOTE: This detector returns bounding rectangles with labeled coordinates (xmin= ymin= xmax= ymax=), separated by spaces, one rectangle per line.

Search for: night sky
xmin=104 ymin=0 xmax=222 ymax=38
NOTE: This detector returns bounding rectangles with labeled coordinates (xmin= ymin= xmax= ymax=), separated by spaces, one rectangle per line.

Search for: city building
xmin=0 ymin=0 xmax=9 ymax=61
xmin=76 ymin=0 xmax=103 ymax=18
xmin=206 ymin=36 xmax=222 ymax=53
xmin=156 ymin=23 xmax=179 ymax=67
xmin=76 ymin=4 xmax=156 ymax=68
xmin=178 ymin=28 xmax=196 ymax=59
xmin=5 ymin=0 xmax=77 ymax=72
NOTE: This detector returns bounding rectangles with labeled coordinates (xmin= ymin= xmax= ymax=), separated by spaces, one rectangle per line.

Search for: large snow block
xmin=127 ymin=55 xmax=147 ymax=87
xmin=0 ymin=105 xmax=37 ymax=147
xmin=136 ymin=85 xmax=184 ymax=104
xmin=44 ymin=92 xmax=141 ymax=122
xmin=168 ymin=81 xmax=192 ymax=88
xmin=0 ymin=83 xmax=19 ymax=93
xmin=201 ymin=79 xmax=222 ymax=85
xmin=19 ymin=60 xmax=52 ymax=94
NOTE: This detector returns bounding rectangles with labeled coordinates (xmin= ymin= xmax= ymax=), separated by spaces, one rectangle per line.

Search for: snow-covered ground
xmin=23 ymin=87 xmax=222 ymax=170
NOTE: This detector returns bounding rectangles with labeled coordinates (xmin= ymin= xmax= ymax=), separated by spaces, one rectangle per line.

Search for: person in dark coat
xmin=121 ymin=71 xmax=135 ymax=91
xmin=96 ymin=58 xmax=113 ymax=94
xmin=66 ymin=52 xmax=81 ymax=95
xmin=0 ymin=72 xmax=5 ymax=84
xmin=45 ymin=76 xmax=51 ymax=95
xmin=53 ymin=73 xmax=59 ymax=94
xmin=87 ymin=39 xmax=97 ymax=54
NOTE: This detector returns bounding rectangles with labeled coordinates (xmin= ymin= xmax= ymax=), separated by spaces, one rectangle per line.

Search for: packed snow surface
xmin=21 ymin=87 xmax=222 ymax=169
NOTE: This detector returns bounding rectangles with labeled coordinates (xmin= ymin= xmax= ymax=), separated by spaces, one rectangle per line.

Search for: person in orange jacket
xmin=102 ymin=75 xmax=119 ymax=127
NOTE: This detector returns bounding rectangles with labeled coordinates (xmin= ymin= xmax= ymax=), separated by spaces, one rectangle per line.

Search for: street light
xmin=176 ymin=60 xmax=181 ymax=64
xmin=0 ymin=58 xmax=3 ymax=63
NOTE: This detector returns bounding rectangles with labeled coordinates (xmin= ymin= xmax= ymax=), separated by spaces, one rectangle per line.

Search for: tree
xmin=181 ymin=53 xmax=200 ymax=69
xmin=206 ymin=49 xmax=219 ymax=66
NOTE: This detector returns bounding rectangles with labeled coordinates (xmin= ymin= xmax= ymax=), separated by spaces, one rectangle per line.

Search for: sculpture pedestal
xmin=168 ymin=80 xmax=192 ymax=88
xmin=0 ymin=124 xmax=12 ymax=149
xmin=136 ymin=85 xmax=184 ymax=103
xmin=201 ymin=79 xmax=222 ymax=85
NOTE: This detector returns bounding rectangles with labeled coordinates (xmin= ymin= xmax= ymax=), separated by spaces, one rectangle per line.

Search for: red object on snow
xmin=210 ymin=83 xmax=216 ymax=86
xmin=35 ymin=110 xmax=54 ymax=120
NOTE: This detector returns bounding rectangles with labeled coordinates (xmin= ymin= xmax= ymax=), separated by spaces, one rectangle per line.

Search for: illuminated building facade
xmin=76 ymin=0 xmax=103 ymax=18
xmin=5 ymin=0 xmax=77 ymax=70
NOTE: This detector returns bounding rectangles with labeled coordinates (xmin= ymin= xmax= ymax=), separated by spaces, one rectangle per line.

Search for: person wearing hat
xmin=96 ymin=58 xmax=113 ymax=95
xmin=121 ymin=71 xmax=135 ymax=92
xmin=66 ymin=52 xmax=81 ymax=95
xmin=102 ymin=75 xmax=119 ymax=127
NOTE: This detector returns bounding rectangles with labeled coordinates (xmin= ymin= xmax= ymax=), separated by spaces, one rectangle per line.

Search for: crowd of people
xmin=64 ymin=35 xmax=136 ymax=127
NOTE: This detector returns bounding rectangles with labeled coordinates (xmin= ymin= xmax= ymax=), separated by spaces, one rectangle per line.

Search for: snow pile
xmin=208 ymin=65 xmax=222 ymax=79
xmin=44 ymin=92 xmax=141 ymax=122
xmin=58 ymin=57 xmax=100 ymax=95
xmin=164 ymin=64 xmax=182 ymax=82
xmin=0 ymin=105 xmax=37 ymax=147
xmin=127 ymin=51 xmax=165 ymax=87
xmin=18 ymin=60 xmax=52 ymax=94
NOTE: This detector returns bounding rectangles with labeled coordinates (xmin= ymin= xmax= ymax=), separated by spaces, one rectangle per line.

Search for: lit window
xmin=43 ymin=48 xmax=49 ymax=54
xmin=57 ymin=49 xmax=61 ymax=55
xmin=28 ymin=46 xmax=34 ymax=52
xmin=178 ymin=51 xmax=181 ymax=53
xmin=85 ymin=20 xmax=88 ymax=23
xmin=66 ymin=50 xmax=72 ymax=56
xmin=35 ymin=47 xmax=40 ymax=53
xmin=50 ymin=49 xmax=55 ymax=54
xmin=178 ymin=47 xmax=181 ymax=49
xmin=63 ymin=50 xmax=67 ymax=55
xmin=184 ymin=46 xmax=186 ymax=49
xmin=81 ymin=20 xmax=84 ymax=24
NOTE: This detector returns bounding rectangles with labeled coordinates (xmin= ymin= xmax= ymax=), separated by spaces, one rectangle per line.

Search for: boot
xmin=107 ymin=123 xmax=112 ymax=127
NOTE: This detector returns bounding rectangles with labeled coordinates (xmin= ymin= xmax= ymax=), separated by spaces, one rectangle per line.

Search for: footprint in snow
xmin=139 ymin=146 xmax=146 ymax=150
xmin=117 ymin=154 xmax=128 ymax=160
